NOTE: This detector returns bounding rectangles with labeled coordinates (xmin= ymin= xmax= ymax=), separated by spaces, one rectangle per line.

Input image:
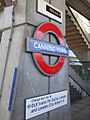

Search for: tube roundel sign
xmin=26 ymin=22 xmax=68 ymax=76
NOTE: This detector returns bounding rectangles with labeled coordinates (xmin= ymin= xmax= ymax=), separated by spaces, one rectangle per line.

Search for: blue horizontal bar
xmin=26 ymin=38 xmax=69 ymax=57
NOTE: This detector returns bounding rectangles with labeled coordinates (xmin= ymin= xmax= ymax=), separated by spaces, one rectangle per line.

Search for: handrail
xmin=66 ymin=3 xmax=90 ymax=46
xmin=69 ymin=66 xmax=90 ymax=96
xmin=69 ymin=60 xmax=89 ymax=73
xmin=70 ymin=66 xmax=90 ymax=81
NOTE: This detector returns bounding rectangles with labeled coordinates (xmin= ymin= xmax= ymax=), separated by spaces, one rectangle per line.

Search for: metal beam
xmin=66 ymin=0 xmax=90 ymax=20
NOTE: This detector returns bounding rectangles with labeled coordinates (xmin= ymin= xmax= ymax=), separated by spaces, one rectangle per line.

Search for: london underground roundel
xmin=33 ymin=22 xmax=65 ymax=76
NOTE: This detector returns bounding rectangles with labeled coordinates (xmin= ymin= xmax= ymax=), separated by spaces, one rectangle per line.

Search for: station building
xmin=0 ymin=0 xmax=90 ymax=120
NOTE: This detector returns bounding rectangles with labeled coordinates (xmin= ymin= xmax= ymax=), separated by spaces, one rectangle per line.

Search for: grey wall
xmin=11 ymin=0 xmax=71 ymax=120
xmin=77 ymin=51 xmax=90 ymax=62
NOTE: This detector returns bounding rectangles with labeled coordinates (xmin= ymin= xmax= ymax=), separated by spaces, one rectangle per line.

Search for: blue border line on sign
xmin=8 ymin=67 xmax=17 ymax=111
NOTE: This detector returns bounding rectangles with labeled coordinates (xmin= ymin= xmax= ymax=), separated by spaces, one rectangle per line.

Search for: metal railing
xmin=69 ymin=61 xmax=90 ymax=81
xmin=69 ymin=66 xmax=90 ymax=96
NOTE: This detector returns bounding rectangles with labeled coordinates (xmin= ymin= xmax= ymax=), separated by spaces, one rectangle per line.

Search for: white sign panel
xmin=25 ymin=90 xmax=67 ymax=120
xmin=37 ymin=0 xmax=62 ymax=23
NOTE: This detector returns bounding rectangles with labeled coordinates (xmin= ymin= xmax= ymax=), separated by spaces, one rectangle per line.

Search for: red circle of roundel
xmin=33 ymin=22 xmax=65 ymax=76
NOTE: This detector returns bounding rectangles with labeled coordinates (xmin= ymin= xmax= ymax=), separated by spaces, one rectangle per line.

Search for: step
xmin=66 ymin=14 xmax=71 ymax=19
xmin=66 ymin=21 xmax=75 ymax=27
xmin=66 ymin=39 xmax=84 ymax=44
xmin=66 ymin=35 xmax=83 ymax=41
xmin=70 ymin=44 xmax=88 ymax=49
xmin=70 ymin=84 xmax=82 ymax=102
xmin=66 ymin=30 xmax=80 ymax=37
xmin=71 ymin=46 xmax=88 ymax=53
xmin=66 ymin=25 xmax=77 ymax=32
xmin=69 ymin=42 xmax=87 ymax=47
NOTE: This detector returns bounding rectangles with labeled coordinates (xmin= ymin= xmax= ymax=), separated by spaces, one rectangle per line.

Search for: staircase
xmin=69 ymin=83 xmax=82 ymax=102
xmin=65 ymin=7 xmax=90 ymax=54
xmin=69 ymin=66 xmax=90 ymax=102
xmin=65 ymin=5 xmax=90 ymax=102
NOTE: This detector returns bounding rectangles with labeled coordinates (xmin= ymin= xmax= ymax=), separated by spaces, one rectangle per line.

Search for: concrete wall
xmin=0 ymin=0 xmax=71 ymax=120
xmin=77 ymin=51 xmax=90 ymax=61
xmin=0 ymin=0 xmax=26 ymax=120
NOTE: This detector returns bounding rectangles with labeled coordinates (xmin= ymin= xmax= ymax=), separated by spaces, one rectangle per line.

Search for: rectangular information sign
xmin=26 ymin=38 xmax=69 ymax=57
xmin=37 ymin=0 xmax=62 ymax=23
xmin=25 ymin=90 xmax=67 ymax=120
